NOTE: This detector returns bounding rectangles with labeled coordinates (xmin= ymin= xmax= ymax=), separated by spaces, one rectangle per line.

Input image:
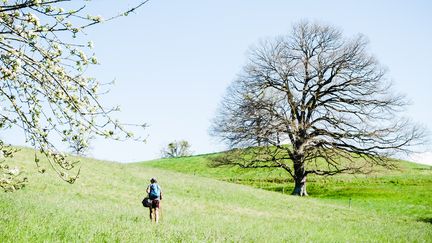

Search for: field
xmin=1 ymin=148 xmax=431 ymax=242
xmin=143 ymin=154 xmax=432 ymax=223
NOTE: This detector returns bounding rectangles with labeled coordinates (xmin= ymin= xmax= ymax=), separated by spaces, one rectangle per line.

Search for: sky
xmin=3 ymin=0 xmax=432 ymax=164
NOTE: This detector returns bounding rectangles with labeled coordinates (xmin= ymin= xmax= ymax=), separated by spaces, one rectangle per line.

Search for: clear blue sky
xmin=3 ymin=0 xmax=432 ymax=163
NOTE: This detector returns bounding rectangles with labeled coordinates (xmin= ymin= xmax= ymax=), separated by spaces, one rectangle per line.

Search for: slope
xmin=0 ymin=148 xmax=431 ymax=242
xmin=142 ymin=154 xmax=432 ymax=223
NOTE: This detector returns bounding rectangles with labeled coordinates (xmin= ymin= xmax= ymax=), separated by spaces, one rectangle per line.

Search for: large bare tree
xmin=211 ymin=21 xmax=426 ymax=196
xmin=0 ymin=0 xmax=148 ymax=191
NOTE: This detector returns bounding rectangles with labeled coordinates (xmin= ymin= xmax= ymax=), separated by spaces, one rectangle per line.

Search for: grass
xmin=143 ymin=154 xmax=432 ymax=223
xmin=0 ymin=148 xmax=431 ymax=242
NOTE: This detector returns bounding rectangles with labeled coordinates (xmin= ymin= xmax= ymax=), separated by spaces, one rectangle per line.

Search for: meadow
xmin=1 ymin=148 xmax=431 ymax=242
xmin=144 ymin=154 xmax=432 ymax=223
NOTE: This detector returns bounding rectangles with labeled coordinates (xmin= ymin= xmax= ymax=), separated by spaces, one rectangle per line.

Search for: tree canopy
xmin=211 ymin=21 xmax=426 ymax=196
xmin=0 ymin=0 xmax=148 ymax=191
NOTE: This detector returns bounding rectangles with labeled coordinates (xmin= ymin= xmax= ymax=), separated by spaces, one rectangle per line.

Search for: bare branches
xmin=211 ymin=21 xmax=427 ymax=195
xmin=210 ymin=146 xmax=295 ymax=178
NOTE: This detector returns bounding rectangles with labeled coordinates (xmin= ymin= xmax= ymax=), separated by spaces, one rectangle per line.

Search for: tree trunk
xmin=291 ymin=175 xmax=308 ymax=196
xmin=291 ymin=155 xmax=308 ymax=196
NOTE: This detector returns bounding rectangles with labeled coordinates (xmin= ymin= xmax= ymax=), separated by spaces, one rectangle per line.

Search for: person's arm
xmin=146 ymin=185 xmax=150 ymax=194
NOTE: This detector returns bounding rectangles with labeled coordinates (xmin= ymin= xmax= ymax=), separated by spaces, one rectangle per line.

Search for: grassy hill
xmin=1 ymin=148 xmax=431 ymax=242
xmin=142 ymin=154 xmax=432 ymax=225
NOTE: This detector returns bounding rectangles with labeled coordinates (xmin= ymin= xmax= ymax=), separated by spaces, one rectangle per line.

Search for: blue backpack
xmin=149 ymin=183 xmax=161 ymax=199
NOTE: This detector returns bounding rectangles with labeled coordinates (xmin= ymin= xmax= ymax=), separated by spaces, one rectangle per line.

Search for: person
xmin=146 ymin=177 xmax=162 ymax=223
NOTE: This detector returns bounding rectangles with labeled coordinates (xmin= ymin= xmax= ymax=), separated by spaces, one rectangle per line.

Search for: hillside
xmin=142 ymin=154 xmax=432 ymax=223
xmin=1 ymin=148 xmax=431 ymax=242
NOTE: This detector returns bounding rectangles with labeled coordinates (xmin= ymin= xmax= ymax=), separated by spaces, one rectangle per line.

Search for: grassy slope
xmin=0 ymin=148 xmax=431 ymax=242
xmin=142 ymin=154 xmax=432 ymax=224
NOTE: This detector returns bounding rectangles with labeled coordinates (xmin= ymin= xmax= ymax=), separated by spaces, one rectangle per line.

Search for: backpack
xmin=142 ymin=197 xmax=152 ymax=207
xmin=149 ymin=183 xmax=160 ymax=199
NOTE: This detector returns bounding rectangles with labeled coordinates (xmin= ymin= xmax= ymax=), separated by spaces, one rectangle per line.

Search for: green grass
xmin=1 ymin=148 xmax=431 ymax=242
xmin=143 ymin=154 xmax=432 ymax=224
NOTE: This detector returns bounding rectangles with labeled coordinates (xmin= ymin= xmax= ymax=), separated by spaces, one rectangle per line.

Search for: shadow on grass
xmin=413 ymin=167 xmax=432 ymax=171
xmin=418 ymin=217 xmax=432 ymax=224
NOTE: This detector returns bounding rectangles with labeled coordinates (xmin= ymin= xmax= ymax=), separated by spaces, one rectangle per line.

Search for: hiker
xmin=146 ymin=178 xmax=163 ymax=223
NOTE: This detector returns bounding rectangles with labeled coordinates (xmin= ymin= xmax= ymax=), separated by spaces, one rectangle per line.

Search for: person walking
xmin=146 ymin=178 xmax=162 ymax=223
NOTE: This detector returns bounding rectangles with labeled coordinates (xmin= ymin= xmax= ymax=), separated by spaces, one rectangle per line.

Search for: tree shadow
xmin=418 ymin=217 xmax=432 ymax=224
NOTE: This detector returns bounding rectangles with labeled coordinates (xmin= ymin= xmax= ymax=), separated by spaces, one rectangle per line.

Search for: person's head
xmin=150 ymin=178 xmax=157 ymax=183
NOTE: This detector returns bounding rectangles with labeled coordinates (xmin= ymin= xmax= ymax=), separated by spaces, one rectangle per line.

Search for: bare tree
xmin=161 ymin=140 xmax=192 ymax=158
xmin=0 ymin=0 xmax=149 ymax=189
xmin=211 ymin=21 xmax=426 ymax=196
